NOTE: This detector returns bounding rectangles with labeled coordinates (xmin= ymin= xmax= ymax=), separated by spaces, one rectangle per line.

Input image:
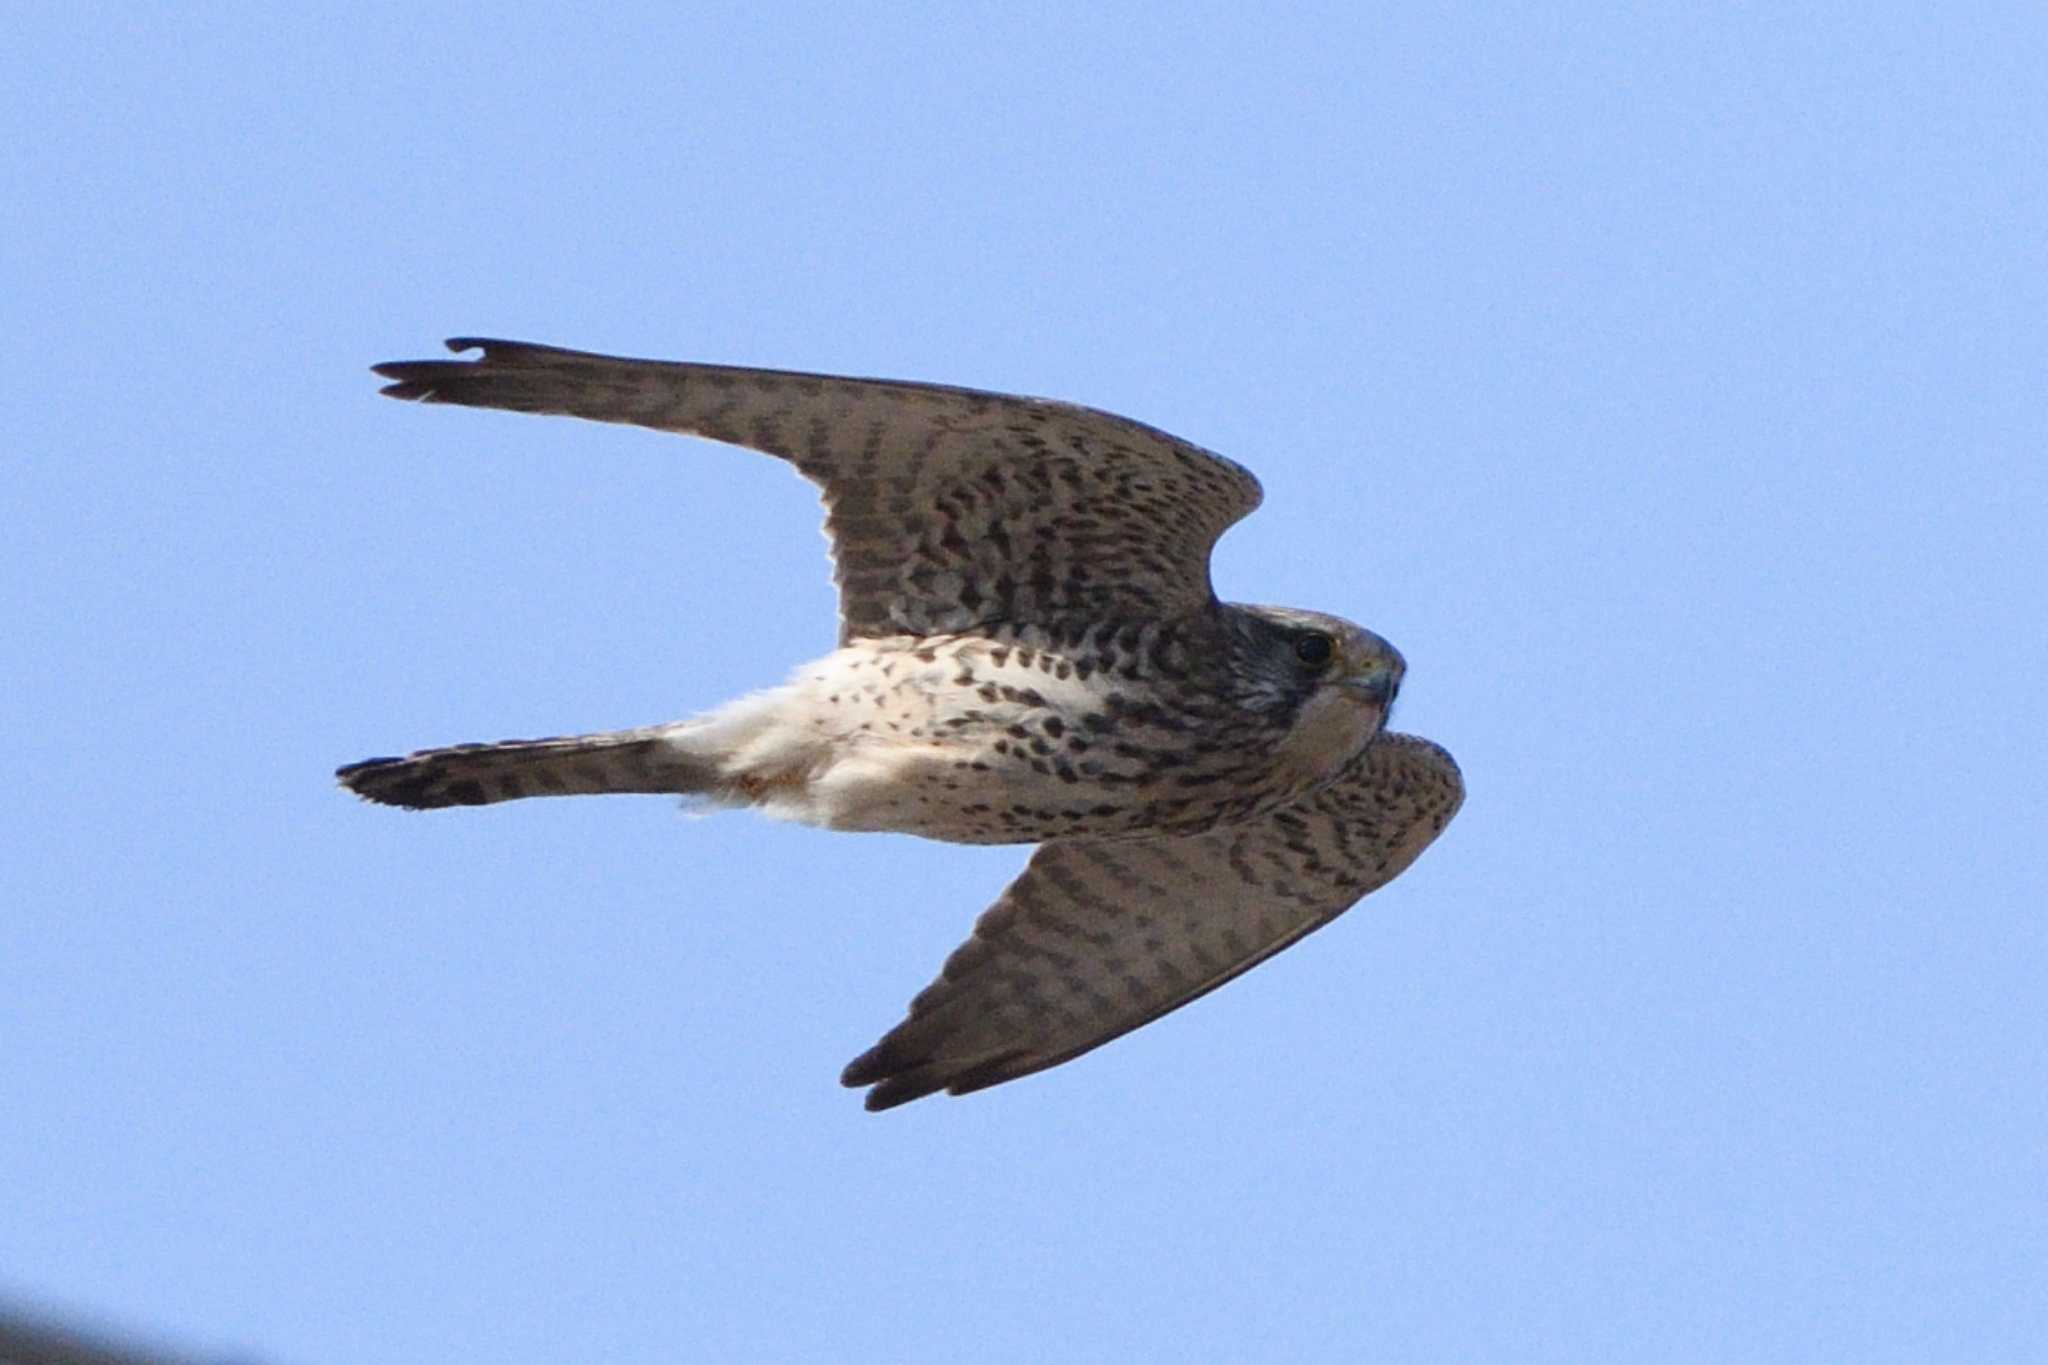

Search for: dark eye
xmin=1294 ymin=631 xmax=1335 ymax=668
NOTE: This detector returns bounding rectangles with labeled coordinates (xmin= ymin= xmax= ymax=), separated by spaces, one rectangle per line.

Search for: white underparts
xmin=655 ymin=641 xmax=1113 ymax=841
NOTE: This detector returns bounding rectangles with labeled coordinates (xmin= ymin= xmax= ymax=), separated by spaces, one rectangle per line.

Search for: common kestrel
xmin=339 ymin=339 xmax=1463 ymax=1109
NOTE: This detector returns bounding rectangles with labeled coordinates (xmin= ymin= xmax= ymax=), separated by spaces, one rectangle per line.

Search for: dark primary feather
xmin=373 ymin=338 xmax=1264 ymax=643
xmin=841 ymin=733 xmax=1464 ymax=1110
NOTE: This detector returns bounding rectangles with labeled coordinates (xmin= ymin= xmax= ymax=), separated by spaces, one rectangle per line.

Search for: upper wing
xmin=374 ymin=338 xmax=1264 ymax=642
xmin=842 ymin=733 xmax=1465 ymax=1110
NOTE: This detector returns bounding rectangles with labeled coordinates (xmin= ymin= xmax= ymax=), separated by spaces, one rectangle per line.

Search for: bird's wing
xmin=842 ymin=733 xmax=1464 ymax=1110
xmin=374 ymin=338 xmax=1264 ymax=642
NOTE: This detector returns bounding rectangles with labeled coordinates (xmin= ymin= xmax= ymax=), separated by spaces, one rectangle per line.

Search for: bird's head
xmin=1227 ymin=605 xmax=1406 ymax=766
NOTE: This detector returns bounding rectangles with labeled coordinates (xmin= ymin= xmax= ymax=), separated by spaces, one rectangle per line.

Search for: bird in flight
xmin=339 ymin=338 xmax=1463 ymax=1109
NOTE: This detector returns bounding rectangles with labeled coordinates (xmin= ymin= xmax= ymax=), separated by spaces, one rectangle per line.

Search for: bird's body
xmin=340 ymin=338 xmax=1463 ymax=1108
xmin=349 ymin=611 xmax=1395 ymax=845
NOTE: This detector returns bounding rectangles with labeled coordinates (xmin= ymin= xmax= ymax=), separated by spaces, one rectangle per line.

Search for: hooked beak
xmin=1340 ymin=661 xmax=1400 ymax=708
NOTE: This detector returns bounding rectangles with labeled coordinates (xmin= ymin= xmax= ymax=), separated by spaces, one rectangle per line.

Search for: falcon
xmin=338 ymin=338 xmax=1464 ymax=1109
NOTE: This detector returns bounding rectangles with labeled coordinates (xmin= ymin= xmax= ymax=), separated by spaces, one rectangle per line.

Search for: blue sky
xmin=4 ymin=5 xmax=2042 ymax=1362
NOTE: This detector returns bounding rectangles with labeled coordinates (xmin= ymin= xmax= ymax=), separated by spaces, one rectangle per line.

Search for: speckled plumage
xmin=338 ymin=338 xmax=1463 ymax=1109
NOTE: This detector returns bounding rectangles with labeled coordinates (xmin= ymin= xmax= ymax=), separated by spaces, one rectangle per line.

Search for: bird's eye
xmin=1294 ymin=631 xmax=1335 ymax=669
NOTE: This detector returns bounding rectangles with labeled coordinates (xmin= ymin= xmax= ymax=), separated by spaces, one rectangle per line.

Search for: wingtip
xmin=841 ymin=1041 xmax=949 ymax=1111
xmin=839 ymin=1045 xmax=889 ymax=1090
xmin=371 ymin=339 xmax=495 ymax=399
xmin=369 ymin=338 xmax=505 ymax=398
xmin=369 ymin=355 xmax=444 ymax=400
xmin=841 ymin=1035 xmax=1041 ymax=1109
xmin=861 ymin=1075 xmax=948 ymax=1112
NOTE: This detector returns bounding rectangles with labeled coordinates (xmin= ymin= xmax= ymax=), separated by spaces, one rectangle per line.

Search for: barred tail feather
xmin=337 ymin=727 xmax=714 ymax=810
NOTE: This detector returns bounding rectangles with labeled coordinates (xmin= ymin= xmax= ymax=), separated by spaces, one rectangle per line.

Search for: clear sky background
xmin=4 ymin=5 xmax=2043 ymax=1363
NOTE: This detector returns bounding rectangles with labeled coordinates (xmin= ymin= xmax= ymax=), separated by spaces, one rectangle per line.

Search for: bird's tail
xmin=337 ymin=725 xmax=714 ymax=810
